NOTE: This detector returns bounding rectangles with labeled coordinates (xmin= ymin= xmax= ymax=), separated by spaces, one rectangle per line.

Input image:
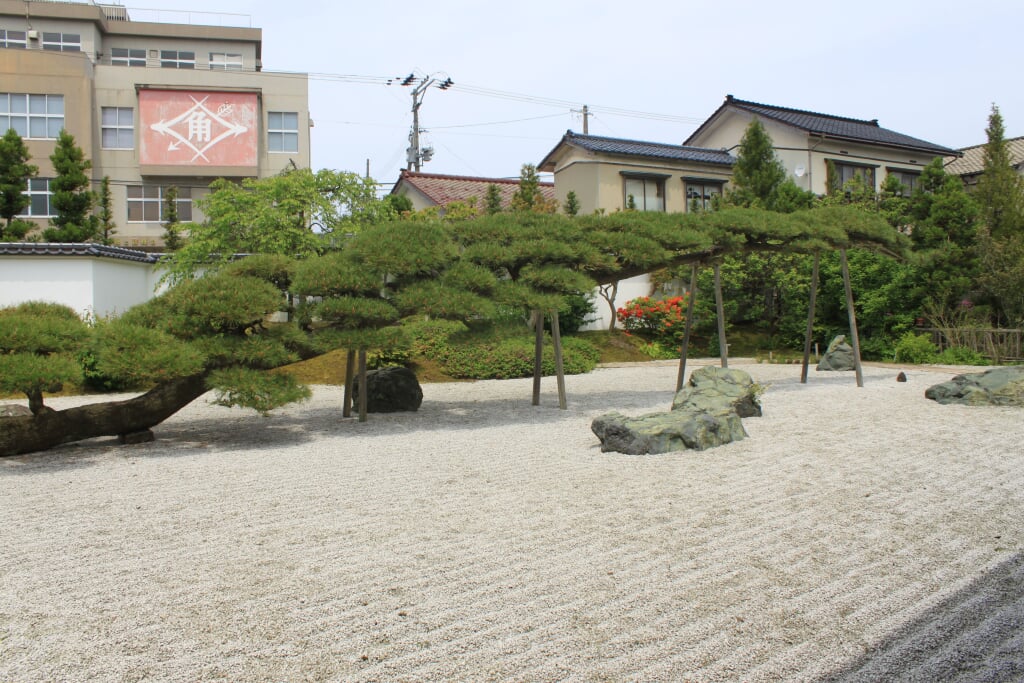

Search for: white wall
xmin=0 ymin=256 xmax=162 ymax=319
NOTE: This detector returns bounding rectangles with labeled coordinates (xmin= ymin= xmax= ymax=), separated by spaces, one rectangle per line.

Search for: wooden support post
xmin=358 ymin=348 xmax=369 ymax=422
xmin=532 ymin=309 xmax=543 ymax=406
xmin=677 ymin=265 xmax=699 ymax=392
xmin=343 ymin=349 xmax=356 ymax=417
xmin=551 ymin=310 xmax=567 ymax=410
xmin=714 ymin=263 xmax=728 ymax=368
xmin=801 ymin=253 xmax=820 ymax=384
xmin=840 ymin=249 xmax=865 ymax=388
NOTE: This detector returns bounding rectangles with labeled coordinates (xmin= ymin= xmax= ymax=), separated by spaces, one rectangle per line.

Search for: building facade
xmin=0 ymin=0 xmax=309 ymax=247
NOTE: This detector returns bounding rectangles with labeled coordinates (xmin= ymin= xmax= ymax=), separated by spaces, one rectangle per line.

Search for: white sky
xmin=123 ymin=0 xmax=1022 ymax=188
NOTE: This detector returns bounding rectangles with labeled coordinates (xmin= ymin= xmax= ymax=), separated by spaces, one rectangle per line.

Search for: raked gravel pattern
xmin=2 ymin=361 xmax=1023 ymax=682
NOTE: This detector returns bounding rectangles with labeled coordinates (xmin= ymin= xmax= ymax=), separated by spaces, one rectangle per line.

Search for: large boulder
xmin=0 ymin=404 xmax=32 ymax=418
xmin=924 ymin=367 xmax=1024 ymax=406
xmin=592 ymin=367 xmax=762 ymax=454
xmin=353 ymin=366 xmax=423 ymax=413
xmin=672 ymin=366 xmax=763 ymax=418
xmin=817 ymin=335 xmax=855 ymax=371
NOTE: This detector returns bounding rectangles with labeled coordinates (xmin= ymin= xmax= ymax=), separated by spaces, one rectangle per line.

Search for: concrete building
xmin=0 ymin=0 xmax=309 ymax=247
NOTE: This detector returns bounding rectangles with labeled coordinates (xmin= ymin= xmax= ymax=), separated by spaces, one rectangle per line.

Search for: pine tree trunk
xmin=0 ymin=374 xmax=208 ymax=457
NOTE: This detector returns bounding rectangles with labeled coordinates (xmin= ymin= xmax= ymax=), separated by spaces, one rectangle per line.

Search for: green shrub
xmin=893 ymin=332 xmax=938 ymax=364
xmin=935 ymin=346 xmax=989 ymax=366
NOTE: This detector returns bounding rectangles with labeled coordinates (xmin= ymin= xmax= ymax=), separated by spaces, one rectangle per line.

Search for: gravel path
xmin=2 ymin=361 xmax=1022 ymax=682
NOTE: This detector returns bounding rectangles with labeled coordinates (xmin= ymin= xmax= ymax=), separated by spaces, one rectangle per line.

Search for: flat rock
xmin=925 ymin=366 xmax=1024 ymax=406
xmin=0 ymin=404 xmax=32 ymax=418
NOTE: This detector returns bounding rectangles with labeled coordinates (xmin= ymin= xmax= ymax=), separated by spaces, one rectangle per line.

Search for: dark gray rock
xmin=353 ymin=366 xmax=423 ymax=413
xmin=925 ymin=366 xmax=1024 ymax=406
xmin=592 ymin=367 xmax=761 ymax=454
xmin=0 ymin=404 xmax=32 ymax=418
xmin=897 ymin=371 xmax=908 ymax=383
xmin=817 ymin=335 xmax=855 ymax=371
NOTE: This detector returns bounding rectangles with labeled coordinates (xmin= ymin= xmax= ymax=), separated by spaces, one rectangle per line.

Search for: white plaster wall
xmin=0 ymin=257 xmax=160 ymax=319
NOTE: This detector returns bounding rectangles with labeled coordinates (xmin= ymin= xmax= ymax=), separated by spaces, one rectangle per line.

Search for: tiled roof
xmin=394 ymin=170 xmax=555 ymax=208
xmin=686 ymin=95 xmax=958 ymax=156
xmin=944 ymin=136 xmax=1024 ymax=177
xmin=539 ymin=131 xmax=734 ymax=169
xmin=0 ymin=242 xmax=159 ymax=263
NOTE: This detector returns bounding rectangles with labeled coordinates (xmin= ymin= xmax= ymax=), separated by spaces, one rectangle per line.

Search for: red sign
xmin=139 ymin=90 xmax=257 ymax=167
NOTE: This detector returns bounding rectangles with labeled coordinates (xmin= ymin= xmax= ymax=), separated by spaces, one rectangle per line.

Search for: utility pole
xmin=394 ymin=73 xmax=453 ymax=172
xmin=572 ymin=104 xmax=591 ymax=134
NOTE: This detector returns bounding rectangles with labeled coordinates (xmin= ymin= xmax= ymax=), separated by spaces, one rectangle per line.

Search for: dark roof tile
xmin=0 ymin=242 xmax=158 ymax=263
xmin=542 ymin=131 xmax=734 ymax=168
xmin=686 ymin=96 xmax=958 ymax=156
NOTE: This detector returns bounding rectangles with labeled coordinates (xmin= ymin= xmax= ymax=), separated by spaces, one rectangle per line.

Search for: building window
xmin=887 ymin=169 xmax=921 ymax=197
xmin=18 ymin=178 xmax=54 ymax=217
xmin=41 ymin=32 xmax=81 ymax=52
xmin=684 ymin=178 xmax=724 ymax=212
xmin=101 ymin=107 xmax=134 ymax=149
xmin=0 ymin=29 xmax=27 ymax=49
xmin=160 ymin=50 xmax=195 ymax=69
xmin=209 ymin=52 xmax=243 ymax=70
xmin=0 ymin=93 xmax=64 ymax=139
xmin=127 ymin=185 xmax=193 ymax=222
xmin=830 ymin=161 xmax=876 ymax=192
xmin=622 ymin=174 xmax=666 ymax=212
xmin=110 ymin=47 xmax=146 ymax=66
xmin=267 ymin=111 xmax=299 ymax=152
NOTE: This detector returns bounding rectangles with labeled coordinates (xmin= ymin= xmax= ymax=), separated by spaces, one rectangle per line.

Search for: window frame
xmin=0 ymin=93 xmax=64 ymax=139
xmin=267 ymin=111 xmax=299 ymax=153
xmin=159 ymin=50 xmax=196 ymax=69
xmin=41 ymin=31 xmax=81 ymax=52
xmin=18 ymin=178 xmax=55 ymax=218
xmin=209 ymin=52 xmax=243 ymax=70
xmin=110 ymin=47 xmax=146 ymax=67
xmin=682 ymin=176 xmax=725 ymax=212
xmin=620 ymin=171 xmax=668 ymax=212
xmin=829 ymin=159 xmax=878 ymax=192
xmin=101 ymin=106 xmax=134 ymax=150
xmin=126 ymin=185 xmax=193 ymax=223
xmin=886 ymin=167 xmax=921 ymax=197
xmin=0 ymin=29 xmax=27 ymax=49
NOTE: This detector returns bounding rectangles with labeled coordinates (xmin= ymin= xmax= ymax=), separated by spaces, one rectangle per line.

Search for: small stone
xmin=896 ymin=371 xmax=908 ymax=382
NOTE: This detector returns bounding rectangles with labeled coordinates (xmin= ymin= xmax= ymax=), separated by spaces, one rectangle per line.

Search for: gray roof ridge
xmin=726 ymin=95 xmax=880 ymax=127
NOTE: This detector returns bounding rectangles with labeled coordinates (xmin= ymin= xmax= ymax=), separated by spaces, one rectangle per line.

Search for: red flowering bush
xmin=617 ymin=295 xmax=689 ymax=346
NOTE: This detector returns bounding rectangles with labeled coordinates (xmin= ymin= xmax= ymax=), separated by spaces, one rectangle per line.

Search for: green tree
xmin=726 ymin=118 xmax=814 ymax=211
xmin=975 ymin=104 xmax=1024 ymax=241
xmin=510 ymin=163 xmax=556 ymax=213
xmin=975 ymin=105 xmax=1024 ymax=325
xmin=0 ymin=128 xmax=38 ymax=240
xmin=43 ymin=130 xmax=99 ymax=242
xmin=161 ymin=185 xmax=183 ymax=251
xmin=563 ymin=190 xmax=581 ymax=216
xmin=163 ymin=168 xmax=398 ymax=282
xmin=485 ymin=183 xmax=503 ymax=214
xmin=97 ymin=176 xmax=116 ymax=245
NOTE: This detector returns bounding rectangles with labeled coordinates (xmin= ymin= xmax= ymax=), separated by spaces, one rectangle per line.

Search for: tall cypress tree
xmin=0 ymin=129 xmax=38 ymax=240
xmin=728 ymin=118 xmax=786 ymax=207
xmin=43 ymin=130 xmax=98 ymax=242
xmin=975 ymin=104 xmax=1024 ymax=240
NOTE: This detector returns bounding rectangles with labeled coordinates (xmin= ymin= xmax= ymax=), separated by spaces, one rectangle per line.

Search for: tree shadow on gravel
xmin=821 ymin=551 xmax=1024 ymax=682
xmin=2 ymin=387 xmax=678 ymax=465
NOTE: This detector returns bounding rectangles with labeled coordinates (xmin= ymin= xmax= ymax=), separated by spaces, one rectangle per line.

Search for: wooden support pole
xmin=840 ymin=249 xmax=865 ymax=388
xmin=532 ymin=309 xmax=543 ymax=406
xmin=342 ymin=349 xmax=356 ymax=417
xmin=714 ymin=263 xmax=728 ymax=368
xmin=801 ymin=253 xmax=820 ymax=384
xmin=551 ymin=310 xmax=567 ymax=410
xmin=358 ymin=348 xmax=369 ymax=422
xmin=677 ymin=265 xmax=699 ymax=392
